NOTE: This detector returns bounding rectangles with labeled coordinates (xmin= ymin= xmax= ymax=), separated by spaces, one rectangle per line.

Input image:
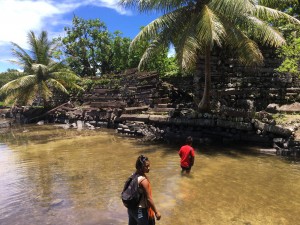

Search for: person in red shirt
xmin=178 ymin=136 xmax=195 ymax=174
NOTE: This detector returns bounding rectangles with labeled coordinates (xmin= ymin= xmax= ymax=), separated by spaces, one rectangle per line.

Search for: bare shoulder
xmin=140 ymin=177 xmax=149 ymax=187
xmin=138 ymin=175 xmax=145 ymax=182
xmin=138 ymin=176 xmax=147 ymax=184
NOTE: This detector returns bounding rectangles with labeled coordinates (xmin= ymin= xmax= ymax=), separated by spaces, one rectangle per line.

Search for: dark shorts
xmin=181 ymin=166 xmax=192 ymax=171
xmin=128 ymin=207 xmax=155 ymax=225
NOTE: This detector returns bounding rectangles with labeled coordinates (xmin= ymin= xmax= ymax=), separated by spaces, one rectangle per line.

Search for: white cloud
xmin=89 ymin=0 xmax=129 ymax=14
xmin=0 ymin=0 xmax=60 ymax=47
xmin=0 ymin=0 xmax=128 ymax=47
xmin=0 ymin=0 xmax=129 ymax=72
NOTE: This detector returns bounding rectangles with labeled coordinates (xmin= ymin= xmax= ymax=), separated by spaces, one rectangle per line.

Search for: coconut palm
xmin=0 ymin=31 xmax=82 ymax=107
xmin=120 ymin=0 xmax=300 ymax=112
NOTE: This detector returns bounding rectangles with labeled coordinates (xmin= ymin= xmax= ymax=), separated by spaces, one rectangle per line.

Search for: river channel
xmin=0 ymin=124 xmax=299 ymax=225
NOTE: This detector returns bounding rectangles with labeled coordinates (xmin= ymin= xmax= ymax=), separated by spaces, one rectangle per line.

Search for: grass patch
xmin=272 ymin=113 xmax=300 ymax=125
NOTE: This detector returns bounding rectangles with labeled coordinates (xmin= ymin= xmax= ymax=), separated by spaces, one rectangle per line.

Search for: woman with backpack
xmin=127 ymin=155 xmax=161 ymax=225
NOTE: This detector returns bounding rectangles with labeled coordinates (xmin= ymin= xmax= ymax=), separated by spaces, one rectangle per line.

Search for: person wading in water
xmin=127 ymin=155 xmax=161 ymax=225
xmin=179 ymin=136 xmax=195 ymax=174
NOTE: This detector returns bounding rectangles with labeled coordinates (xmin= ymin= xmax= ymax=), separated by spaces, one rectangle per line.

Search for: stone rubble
xmin=1 ymin=65 xmax=300 ymax=157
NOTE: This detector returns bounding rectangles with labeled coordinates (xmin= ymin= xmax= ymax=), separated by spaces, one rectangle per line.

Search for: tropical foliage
xmin=120 ymin=0 xmax=300 ymax=111
xmin=274 ymin=2 xmax=300 ymax=76
xmin=0 ymin=31 xmax=82 ymax=107
xmin=59 ymin=16 xmax=116 ymax=76
xmin=58 ymin=16 xmax=179 ymax=76
xmin=276 ymin=37 xmax=300 ymax=76
xmin=0 ymin=69 xmax=22 ymax=102
xmin=0 ymin=69 xmax=22 ymax=90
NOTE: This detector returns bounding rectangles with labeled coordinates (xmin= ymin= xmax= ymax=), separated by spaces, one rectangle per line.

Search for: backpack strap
xmin=138 ymin=176 xmax=147 ymax=187
xmin=137 ymin=176 xmax=148 ymax=207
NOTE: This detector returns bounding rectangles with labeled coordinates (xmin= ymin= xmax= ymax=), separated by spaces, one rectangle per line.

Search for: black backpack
xmin=121 ymin=173 xmax=141 ymax=208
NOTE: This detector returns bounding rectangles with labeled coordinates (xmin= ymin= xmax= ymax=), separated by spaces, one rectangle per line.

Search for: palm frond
xmin=18 ymin=85 xmax=39 ymax=105
xmin=217 ymin=15 xmax=264 ymax=65
xmin=18 ymin=75 xmax=37 ymax=87
xmin=7 ymin=59 xmax=26 ymax=69
xmin=5 ymin=30 xmax=81 ymax=106
xmin=3 ymin=81 xmax=38 ymax=105
xmin=209 ymin=0 xmax=255 ymax=20
xmin=3 ymin=91 xmax=21 ymax=105
xmin=246 ymin=16 xmax=286 ymax=47
xmin=39 ymin=81 xmax=53 ymax=101
xmin=28 ymin=30 xmax=51 ymax=65
xmin=47 ymin=61 xmax=67 ymax=73
xmin=168 ymin=7 xmax=204 ymax=69
xmin=139 ymin=39 xmax=163 ymax=69
xmin=173 ymin=12 xmax=204 ymax=69
xmin=130 ymin=5 xmax=191 ymax=50
xmin=197 ymin=5 xmax=226 ymax=47
xmin=130 ymin=19 xmax=161 ymax=50
xmin=225 ymin=22 xmax=263 ymax=65
xmin=27 ymin=31 xmax=38 ymax=60
xmin=254 ymin=5 xmax=300 ymax=24
xmin=38 ymin=31 xmax=51 ymax=64
xmin=119 ymin=0 xmax=188 ymax=13
xmin=51 ymin=70 xmax=81 ymax=81
xmin=258 ymin=0 xmax=298 ymax=8
xmin=237 ymin=41 xmax=264 ymax=66
xmin=51 ymin=71 xmax=83 ymax=91
xmin=46 ymin=78 xmax=69 ymax=94
xmin=0 ymin=75 xmax=36 ymax=94
xmin=180 ymin=37 xmax=202 ymax=70
xmin=10 ymin=42 xmax=33 ymax=69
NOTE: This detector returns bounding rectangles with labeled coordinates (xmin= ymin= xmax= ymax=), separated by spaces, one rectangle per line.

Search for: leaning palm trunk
xmin=198 ymin=46 xmax=211 ymax=112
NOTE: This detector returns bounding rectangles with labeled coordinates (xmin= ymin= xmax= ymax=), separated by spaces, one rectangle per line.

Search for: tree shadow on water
xmin=134 ymin=138 xmax=270 ymax=160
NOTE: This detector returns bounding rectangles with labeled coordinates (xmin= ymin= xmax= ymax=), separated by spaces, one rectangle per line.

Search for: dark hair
xmin=136 ymin=155 xmax=149 ymax=171
xmin=186 ymin=136 xmax=193 ymax=144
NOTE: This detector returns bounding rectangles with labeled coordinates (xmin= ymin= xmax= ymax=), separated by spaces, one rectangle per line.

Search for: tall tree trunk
xmin=198 ymin=45 xmax=211 ymax=112
xmin=193 ymin=59 xmax=201 ymax=105
xmin=193 ymin=50 xmax=204 ymax=106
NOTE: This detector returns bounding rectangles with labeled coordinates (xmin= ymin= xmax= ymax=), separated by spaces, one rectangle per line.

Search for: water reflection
xmin=0 ymin=125 xmax=300 ymax=225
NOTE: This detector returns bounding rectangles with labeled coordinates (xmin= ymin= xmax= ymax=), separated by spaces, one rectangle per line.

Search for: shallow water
xmin=0 ymin=125 xmax=299 ymax=225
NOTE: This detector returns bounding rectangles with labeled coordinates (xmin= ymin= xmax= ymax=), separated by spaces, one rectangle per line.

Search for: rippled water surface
xmin=0 ymin=124 xmax=300 ymax=225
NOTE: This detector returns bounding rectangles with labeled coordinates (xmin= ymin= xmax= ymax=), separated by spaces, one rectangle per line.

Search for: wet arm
xmin=190 ymin=156 xmax=194 ymax=166
xmin=140 ymin=179 xmax=161 ymax=220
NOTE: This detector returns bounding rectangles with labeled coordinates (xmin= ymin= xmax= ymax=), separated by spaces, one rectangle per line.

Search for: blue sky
xmin=0 ymin=0 xmax=164 ymax=72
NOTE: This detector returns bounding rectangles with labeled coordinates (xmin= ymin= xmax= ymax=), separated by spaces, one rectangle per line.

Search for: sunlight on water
xmin=0 ymin=125 xmax=300 ymax=225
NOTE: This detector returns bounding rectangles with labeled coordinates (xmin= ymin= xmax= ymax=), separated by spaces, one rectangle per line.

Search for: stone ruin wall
xmin=165 ymin=48 xmax=300 ymax=111
xmin=10 ymin=49 xmax=296 ymax=156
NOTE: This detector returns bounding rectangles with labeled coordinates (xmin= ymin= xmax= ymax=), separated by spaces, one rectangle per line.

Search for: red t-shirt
xmin=178 ymin=145 xmax=195 ymax=167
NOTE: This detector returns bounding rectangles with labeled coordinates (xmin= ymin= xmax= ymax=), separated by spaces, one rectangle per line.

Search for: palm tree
xmin=0 ymin=31 xmax=82 ymax=107
xmin=120 ymin=0 xmax=300 ymax=112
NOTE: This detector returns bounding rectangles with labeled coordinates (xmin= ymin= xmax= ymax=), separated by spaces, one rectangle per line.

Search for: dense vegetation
xmin=0 ymin=1 xmax=300 ymax=110
xmin=275 ymin=3 xmax=300 ymax=76
xmin=55 ymin=16 xmax=179 ymax=77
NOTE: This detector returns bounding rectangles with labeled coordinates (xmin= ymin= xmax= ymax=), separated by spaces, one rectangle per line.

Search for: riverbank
xmin=2 ymin=104 xmax=299 ymax=157
xmin=1 ymin=69 xmax=299 ymax=157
